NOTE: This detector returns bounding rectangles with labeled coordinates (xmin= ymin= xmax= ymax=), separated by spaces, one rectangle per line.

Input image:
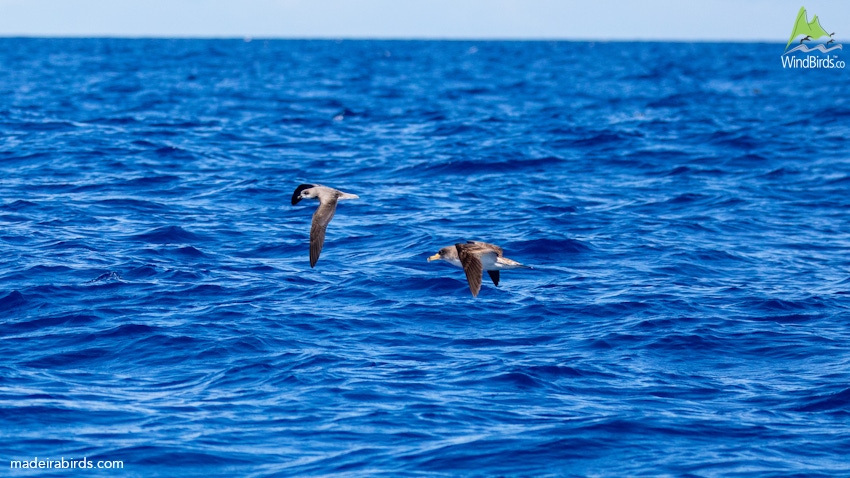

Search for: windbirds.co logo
xmin=781 ymin=6 xmax=845 ymax=69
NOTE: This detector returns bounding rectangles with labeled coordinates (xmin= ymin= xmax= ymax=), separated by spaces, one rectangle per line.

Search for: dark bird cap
xmin=291 ymin=184 xmax=316 ymax=205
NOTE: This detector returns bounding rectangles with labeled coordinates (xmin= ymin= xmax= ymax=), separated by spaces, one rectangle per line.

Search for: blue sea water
xmin=1 ymin=38 xmax=850 ymax=476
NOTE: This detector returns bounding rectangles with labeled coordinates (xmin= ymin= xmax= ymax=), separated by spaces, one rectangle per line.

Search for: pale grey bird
xmin=427 ymin=241 xmax=531 ymax=297
xmin=291 ymin=183 xmax=359 ymax=268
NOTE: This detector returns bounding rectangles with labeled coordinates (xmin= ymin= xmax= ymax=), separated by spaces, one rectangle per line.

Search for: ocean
xmin=1 ymin=38 xmax=849 ymax=476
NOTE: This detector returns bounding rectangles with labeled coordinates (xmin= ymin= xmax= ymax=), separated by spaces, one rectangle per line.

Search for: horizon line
xmin=0 ymin=34 xmax=786 ymax=43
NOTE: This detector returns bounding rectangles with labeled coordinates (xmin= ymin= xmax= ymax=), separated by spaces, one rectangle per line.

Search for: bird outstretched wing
xmin=310 ymin=199 xmax=338 ymax=268
xmin=456 ymin=243 xmax=484 ymax=297
xmin=466 ymin=240 xmax=503 ymax=257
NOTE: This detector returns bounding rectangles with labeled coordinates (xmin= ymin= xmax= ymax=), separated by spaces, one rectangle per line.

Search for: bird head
xmin=291 ymin=184 xmax=317 ymax=205
xmin=427 ymin=246 xmax=457 ymax=263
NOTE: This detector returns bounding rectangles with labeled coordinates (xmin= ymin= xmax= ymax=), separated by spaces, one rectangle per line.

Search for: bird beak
xmin=427 ymin=253 xmax=441 ymax=262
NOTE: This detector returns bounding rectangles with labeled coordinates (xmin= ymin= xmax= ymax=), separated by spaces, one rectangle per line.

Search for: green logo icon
xmin=784 ymin=6 xmax=840 ymax=53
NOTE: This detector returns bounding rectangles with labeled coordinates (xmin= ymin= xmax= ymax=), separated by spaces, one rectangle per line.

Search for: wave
xmin=0 ymin=290 xmax=25 ymax=311
xmin=130 ymin=225 xmax=206 ymax=244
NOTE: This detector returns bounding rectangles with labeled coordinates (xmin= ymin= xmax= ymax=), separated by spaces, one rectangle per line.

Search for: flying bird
xmin=291 ymin=184 xmax=359 ymax=268
xmin=427 ymin=241 xmax=531 ymax=297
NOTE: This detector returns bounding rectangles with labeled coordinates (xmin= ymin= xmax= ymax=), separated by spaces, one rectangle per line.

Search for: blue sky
xmin=0 ymin=0 xmax=848 ymax=41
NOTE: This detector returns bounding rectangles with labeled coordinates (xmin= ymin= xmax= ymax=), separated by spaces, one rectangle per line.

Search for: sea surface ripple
xmin=1 ymin=39 xmax=850 ymax=477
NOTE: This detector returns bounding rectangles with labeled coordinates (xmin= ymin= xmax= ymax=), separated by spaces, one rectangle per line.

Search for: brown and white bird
xmin=291 ymin=184 xmax=359 ymax=268
xmin=427 ymin=241 xmax=531 ymax=297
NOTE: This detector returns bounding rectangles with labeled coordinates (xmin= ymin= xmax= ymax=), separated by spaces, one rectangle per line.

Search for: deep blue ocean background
xmin=1 ymin=39 xmax=849 ymax=476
